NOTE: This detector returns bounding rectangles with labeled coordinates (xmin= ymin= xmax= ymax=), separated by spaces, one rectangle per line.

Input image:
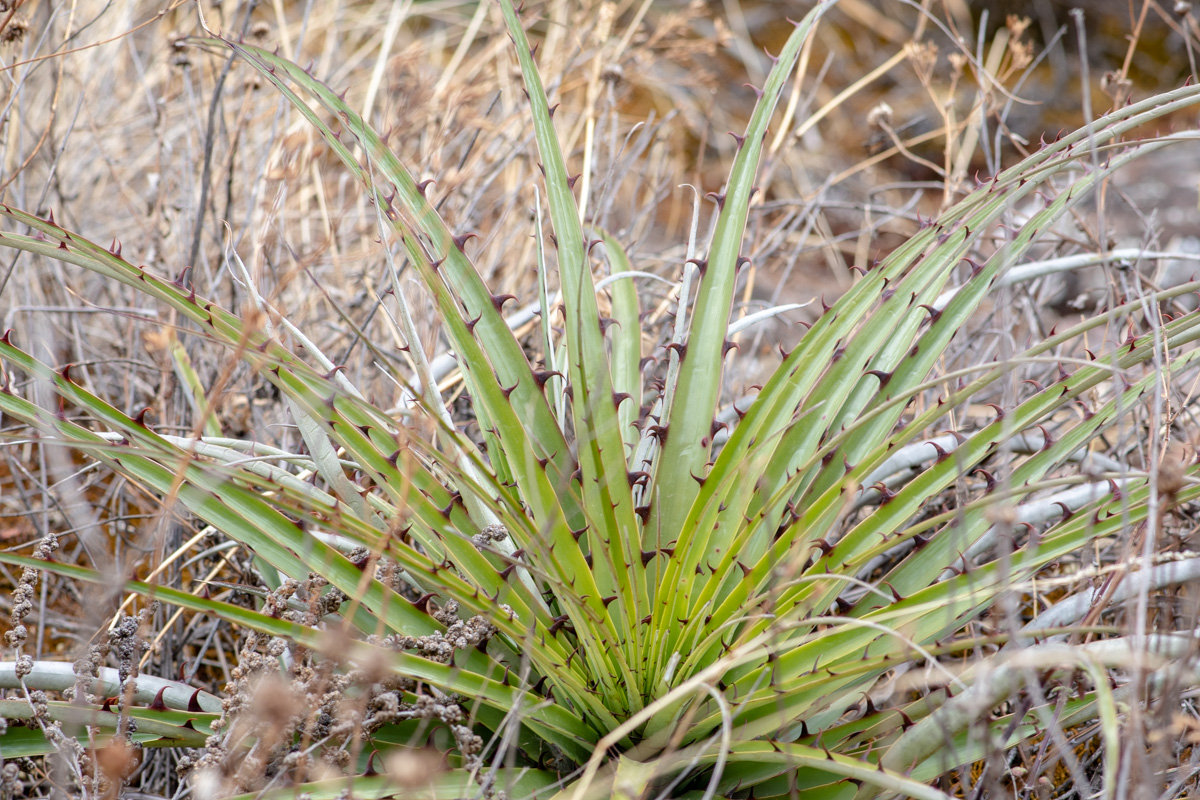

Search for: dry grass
xmin=2 ymin=1 xmax=1200 ymax=798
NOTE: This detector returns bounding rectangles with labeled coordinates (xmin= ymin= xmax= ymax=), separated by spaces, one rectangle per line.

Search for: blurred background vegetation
xmin=1 ymin=1 xmax=1199 ymax=797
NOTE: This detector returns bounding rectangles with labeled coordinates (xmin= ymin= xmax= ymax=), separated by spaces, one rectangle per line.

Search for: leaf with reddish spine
xmin=673 ymin=326 xmax=1200 ymax=751
xmin=5 ymin=203 xmax=631 ymax=702
xmin=177 ymin=46 xmax=628 ymax=697
xmin=640 ymin=0 xmax=836 ymax=699
xmin=0 ymin=218 xmax=566 ymax=633
xmin=681 ymin=475 xmax=1200 ymax=754
xmin=693 ymin=312 xmax=1200 ymax=682
xmin=214 ymin=771 xmax=559 ymax=800
xmin=649 ymin=102 xmax=1200 ymax=681
xmin=0 ymin=69 xmax=619 ymax=731
xmin=0 ymin=338 xmax=615 ymax=725
xmin=495 ymin=0 xmax=647 ymax=701
xmin=0 ymin=699 xmax=211 ymax=752
xmin=643 ymin=1 xmax=834 ymax=561
xmin=0 ymin=551 xmax=596 ymax=762
xmin=599 ymin=230 xmax=643 ymax=455
xmin=201 ymin=37 xmax=584 ymax=531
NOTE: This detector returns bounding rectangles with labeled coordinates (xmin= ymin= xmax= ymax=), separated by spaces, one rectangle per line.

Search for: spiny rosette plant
xmin=3 ymin=0 xmax=1200 ymax=798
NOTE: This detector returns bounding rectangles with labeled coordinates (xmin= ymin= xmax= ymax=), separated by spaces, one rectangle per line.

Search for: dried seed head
xmin=385 ymin=748 xmax=444 ymax=788
xmin=95 ymin=740 xmax=141 ymax=788
xmin=166 ymin=30 xmax=190 ymax=68
xmin=472 ymin=523 xmax=509 ymax=551
xmin=905 ymin=40 xmax=938 ymax=86
xmin=1158 ymin=440 xmax=1194 ymax=505
xmin=866 ymin=102 xmax=894 ymax=131
xmin=0 ymin=17 xmax=28 ymax=45
xmin=1101 ymin=70 xmax=1133 ymax=105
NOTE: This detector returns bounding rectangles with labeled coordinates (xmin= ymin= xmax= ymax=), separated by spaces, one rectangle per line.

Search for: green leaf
xmin=600 ymin=231 xmax=643 ymax=454
xmin=647 ymin=2 xmax=833 ymax=550
xmin=495 ymin=0 xmax=647 ymax=698
xmin=216 ymin=768 xmax=559 ymax=800
xmin=0 ymin=551 xmax=599 ymax=763
xmin=0 ymin=699 xmax=211 ymax=749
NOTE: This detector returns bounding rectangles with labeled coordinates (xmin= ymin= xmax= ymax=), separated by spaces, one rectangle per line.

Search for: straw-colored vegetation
xmin=2 ymin=1 xmax=1200 ymax=799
